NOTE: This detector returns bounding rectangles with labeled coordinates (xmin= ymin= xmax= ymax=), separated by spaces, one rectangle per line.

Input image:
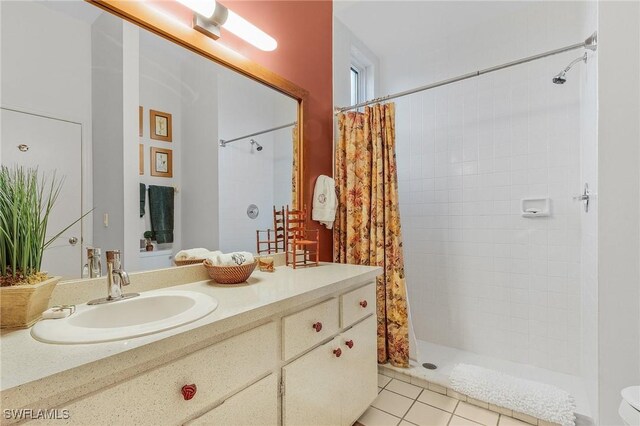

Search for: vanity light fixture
xmin=176 ymin=0 xmax=277 ymax=51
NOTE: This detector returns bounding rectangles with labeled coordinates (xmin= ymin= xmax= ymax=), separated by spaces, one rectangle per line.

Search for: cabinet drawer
xmin=59 ymin=322 xmax=277 ymax=425
xmin=341 ymin=282 xmax=375 ymax=327
xmin=282 ymin=298 xmax=339 ymax=360
xmin=187 ymin=374 xmax=278 ymax=426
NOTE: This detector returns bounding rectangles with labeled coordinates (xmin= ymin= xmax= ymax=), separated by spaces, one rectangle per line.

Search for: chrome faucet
xmin=106 ymin=250 xmax=130 ymax=299
xmin=88 ymin=250 xmax=138 ymax=305
xmin=82 ymin=247 xmax=102 ymax=278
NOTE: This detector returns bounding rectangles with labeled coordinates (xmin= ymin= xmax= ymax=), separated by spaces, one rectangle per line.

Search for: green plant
xmin=0 ymin=166 xmax=89 ymax=286
xmin=143 ymin=230 xmax=154 ymax=240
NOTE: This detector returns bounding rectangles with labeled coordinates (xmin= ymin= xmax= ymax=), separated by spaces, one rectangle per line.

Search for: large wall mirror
xmin=0 ymin=1 xmax=302 ymax=279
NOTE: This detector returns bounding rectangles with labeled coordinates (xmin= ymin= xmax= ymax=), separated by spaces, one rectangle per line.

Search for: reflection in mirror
xmin=1 ymin=1 xmax=299 ymax=279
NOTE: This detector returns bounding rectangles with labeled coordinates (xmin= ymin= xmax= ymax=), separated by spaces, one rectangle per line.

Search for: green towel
xmin=148 ymin=185 xmax=174 ymax=244
xmin=139 ymin=183 xmax=146 ymax=217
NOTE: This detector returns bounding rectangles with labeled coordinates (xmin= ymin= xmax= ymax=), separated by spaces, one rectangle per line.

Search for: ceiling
xmin=334 ymin=0 xmax=533 ymax=59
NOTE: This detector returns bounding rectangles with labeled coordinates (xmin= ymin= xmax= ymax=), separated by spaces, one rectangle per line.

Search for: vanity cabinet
xmin=53 ymin=323 xmax=278 ymax=426
xmin=187 ymin=374 xmax=278 ymax=426
xmin=283 ymin=315 xmax=377 ymax=426
xmin=18 ymin=281 xmax=378 ymax=426
xmin=282 ymin=297 xmax=340 ymax=360
xmin=339 ymin=315 xmax=378 ymax=425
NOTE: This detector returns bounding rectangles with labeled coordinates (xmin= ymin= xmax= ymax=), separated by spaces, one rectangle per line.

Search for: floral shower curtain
xmin=333 ymin=103 xmax=409 ymax=368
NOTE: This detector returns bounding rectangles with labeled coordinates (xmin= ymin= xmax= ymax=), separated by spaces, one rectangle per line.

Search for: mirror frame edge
xmin=86 ymin=0 xmax=308 ymax=210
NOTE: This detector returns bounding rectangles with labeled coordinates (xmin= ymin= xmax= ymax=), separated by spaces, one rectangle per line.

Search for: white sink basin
xmin=31 ymin=290 xmax=218 ymax=344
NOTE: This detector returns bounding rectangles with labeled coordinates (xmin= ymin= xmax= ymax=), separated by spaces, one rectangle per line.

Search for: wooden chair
xmin=285 ymin=206 xmax=319 ymax=268
xmin=256 ymin=206 xmax=286 ymax=254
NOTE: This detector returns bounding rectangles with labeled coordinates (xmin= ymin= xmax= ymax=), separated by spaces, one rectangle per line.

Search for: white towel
xmin=202 ymin=251 xmax=223 ymax=264
xmin=312 ymin=175 xmax=337 ymax=229
xmin=212 ymin=252 xmax=255 ymax=266
xmin=175 ymin=248 xmax=210 ymax=261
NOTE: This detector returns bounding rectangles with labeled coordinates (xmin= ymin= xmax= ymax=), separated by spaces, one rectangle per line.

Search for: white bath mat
xmin=449 ymin=363 xmax=576 ymax=426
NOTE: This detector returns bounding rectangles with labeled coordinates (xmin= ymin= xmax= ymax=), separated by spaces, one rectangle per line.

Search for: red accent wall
xmin=156 ymin=0 xmax=334 ymax=261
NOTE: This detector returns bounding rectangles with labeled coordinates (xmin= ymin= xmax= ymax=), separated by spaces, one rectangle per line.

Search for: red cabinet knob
xmin=333 ymin=348 xmax=342 ymax=357
xmin=181 ymin=384 xmax=197 ymax=400
xmin=312 ymin=322 xmax=323 ymax=332
xmin=360 ymin=300 xmax=368 ymax=308
xmin=345 ymin=340 xmax=354 ymax=349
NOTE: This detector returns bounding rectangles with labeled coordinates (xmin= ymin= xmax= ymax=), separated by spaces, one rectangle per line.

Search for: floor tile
xmin=399 ymin=422 xmax=417 ymax=426
xmin=395 ymin=373 xmax=411 ymax=383
xmin=455 ymin=402 xmax=500 ymax=426
xmin=499 ymin=416 xmax=531 ymax=426
xmin=467 ymin=397 xmax=489 ymax=409
xmin=378 ymin=374 xmax=392 ymax=388
xmin=428 ymin=382 xmax=448 ymax=394
xmin=512 ymin=412 xmax=538 ymax=425
xmin=386 ymin=379 xmax=423 ymax=399
xmin=357 ymin=407 xmax=401 ymax=426
xmin=371 ymin=390 xmax=414 ymax=418
xmin=404 ymin=401 xmax=452 ymax=426
xmin=489 ymin=404 xmax=513 ymax=416
xmin=447 ymin=389 xmax=468 ymax=401
xmin=417 ymin=389 xmax=459 ymax=412
xmin=449 ymin=415 xmax=483 ymax=426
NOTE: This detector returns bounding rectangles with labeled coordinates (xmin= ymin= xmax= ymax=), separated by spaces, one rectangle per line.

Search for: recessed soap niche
xmin=521 ymin=198 xmax=551 ymax=217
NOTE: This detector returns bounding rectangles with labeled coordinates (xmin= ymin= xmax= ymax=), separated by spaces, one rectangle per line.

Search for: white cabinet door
xmin=283 ymin=337 xmax=343 ymax=426
xmin=1 ymin=108 xmax=83 ymax=278
xmin=339 ymin=315 xmax=378 ymax=426
xmin=187 ymin=374 xmax=278 ymax=426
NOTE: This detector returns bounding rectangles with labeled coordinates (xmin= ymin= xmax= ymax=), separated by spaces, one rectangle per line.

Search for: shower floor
xmin=380 ymin=339 xmax=593 ymax=424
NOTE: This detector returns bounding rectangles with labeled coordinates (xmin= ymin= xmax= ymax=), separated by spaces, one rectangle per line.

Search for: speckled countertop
xmin=0 ymin=263 xmax=381 ymax=410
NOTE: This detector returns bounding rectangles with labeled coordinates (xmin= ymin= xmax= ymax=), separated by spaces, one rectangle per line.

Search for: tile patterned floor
xmin=357 ymin=374 xmax=535 ymax=426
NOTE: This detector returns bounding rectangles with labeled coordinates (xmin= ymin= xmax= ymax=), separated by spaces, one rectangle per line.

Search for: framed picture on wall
xmin=150 ymin=109 xmax=172 ymax=142
xmin=150 ymin=146 xmax=173 ymax=178
xmin=139 ymin=144 xmax=144 ymax=175
xmin=139 ymin=106 xmax=143 ymax=137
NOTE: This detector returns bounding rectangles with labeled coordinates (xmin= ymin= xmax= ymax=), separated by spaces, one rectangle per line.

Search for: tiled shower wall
xmin=394 ymin=4 xmax=591 ymax=375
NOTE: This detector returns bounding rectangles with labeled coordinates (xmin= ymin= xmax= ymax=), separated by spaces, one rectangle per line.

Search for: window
xmin=350 ymin=66 xmax=360 ymax=106
xmin=349 ymin=48 xmax=374 ymax=108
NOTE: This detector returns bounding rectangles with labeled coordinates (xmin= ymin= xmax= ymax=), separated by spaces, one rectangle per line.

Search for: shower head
xmin=552 ymin=72 xmax=567 ymax=85
xmin=250 ymin=139 xmax=263 ymax=151
xmin=552 ymin=52 xmax=588 ymax=85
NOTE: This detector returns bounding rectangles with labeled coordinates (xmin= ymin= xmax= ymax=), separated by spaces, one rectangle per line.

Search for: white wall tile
xmin=390 ymin=3 xmax=590 ymax=376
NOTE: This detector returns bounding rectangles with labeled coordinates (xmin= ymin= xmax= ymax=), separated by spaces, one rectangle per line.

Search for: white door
xmin=1 ymin=108 xmax=83 ymax=279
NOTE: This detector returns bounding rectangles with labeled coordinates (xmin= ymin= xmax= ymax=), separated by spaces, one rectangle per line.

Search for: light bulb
xmin=175 ymin=0 xmax=216 ymax=18
xmin=223 ymin=10 xmax=277 ymax=52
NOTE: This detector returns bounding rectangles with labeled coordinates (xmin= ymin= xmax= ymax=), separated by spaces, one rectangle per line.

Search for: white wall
xmin=333 ymin=18 xmax=380 ymax=108
xmin=91 ymin=13 xmax=141 ymax=271
xmin=91 ymin=12 xmax=125 ymax=260
xmin=597 ymin=2 xmax=640 ymax=423
xmin=180 ymin=54 xmax=219 ymax=251
xmin=578 ymin=3 xmax=599 ymax=421
xmin=1 ymin=0 xmax=94 ymax=264
xmin=217 ymin=69 xmax=297 ymax=253
xmin=138 ymin=30 xmax=184 ymax=257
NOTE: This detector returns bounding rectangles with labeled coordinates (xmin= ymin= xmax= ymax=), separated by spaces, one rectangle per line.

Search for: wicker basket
xmin=0 ymin=276 xmax=60 ymax=328
xmin=203 ymin=260 xmax=258 ymax=284
xmin=174 ymin=258 xmax=206 ymax=266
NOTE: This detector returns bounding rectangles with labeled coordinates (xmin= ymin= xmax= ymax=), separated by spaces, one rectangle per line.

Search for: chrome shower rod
xmin=219 ymin=122 xmax=297 ymax=147
xmin=335 ymin=31 xmax=597 ymax=114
